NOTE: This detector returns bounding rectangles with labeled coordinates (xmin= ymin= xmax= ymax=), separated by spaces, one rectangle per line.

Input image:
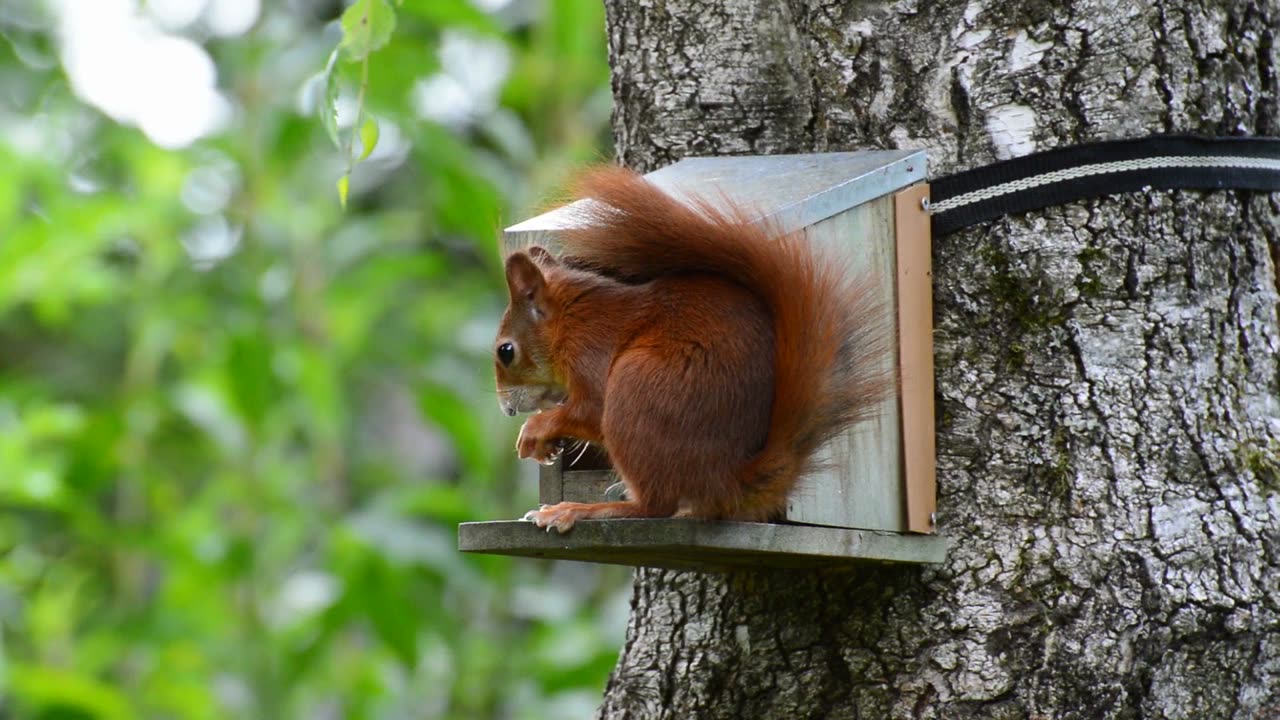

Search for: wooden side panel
xmin=895 ymin=184 xmax=938 ymax=534
xmin=560 ymin=470 xmax=618 ymax=502
xmin=784 ymin=197 xmax=905 ymax=531
xmin=538 ymin=461 xmax=564 ymax=505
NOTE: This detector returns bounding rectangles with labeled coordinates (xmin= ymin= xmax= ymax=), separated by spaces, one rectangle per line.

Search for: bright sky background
xmin=53 ymin=0 xmax=260 ymax=149
xmin=52 ymin=0 xmax=512 ymax=146
xmin=412 ymin=30 xmax=510 ymax=129
xmin=44 ymin=0 xmax=512 ymax=269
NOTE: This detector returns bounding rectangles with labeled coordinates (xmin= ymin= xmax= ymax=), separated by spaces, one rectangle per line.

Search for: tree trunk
xmin=596 ymin=1 xmax=1280 ymax=718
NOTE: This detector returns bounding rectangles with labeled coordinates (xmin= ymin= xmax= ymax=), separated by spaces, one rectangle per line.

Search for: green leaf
xmin=357 ymin=117 xmax=379 ymax=162
xmin=340 ymin=0 xmax=397 ymax=62
xmin=319 ymin=48 xmax=342 ymax=149
xmin=226 ymin=332 xmax=276 ymax=431
xmin=8 ymin=665 xmax=134 ymax=720
xmin=398 ymin=0 xmax=499 ymax=33
xmin=337 ymin=174 xmax=350 ymax=209
xmin=357 ymin=553 xmax=419 ymax=668
xmin=24 ymin=403 xmax=86 ymax=439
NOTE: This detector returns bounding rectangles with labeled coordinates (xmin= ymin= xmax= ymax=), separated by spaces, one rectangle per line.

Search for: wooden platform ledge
xmin=457 ymin=519 xmax=948 ymax=572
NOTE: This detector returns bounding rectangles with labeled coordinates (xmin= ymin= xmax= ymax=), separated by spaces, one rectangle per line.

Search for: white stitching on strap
xmin=928 ymin=155 xmax=1280 ymax=215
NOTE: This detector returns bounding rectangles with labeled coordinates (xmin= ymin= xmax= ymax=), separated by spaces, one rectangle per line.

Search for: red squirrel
xmin=493 ymin=166 xmax=892 ymax=533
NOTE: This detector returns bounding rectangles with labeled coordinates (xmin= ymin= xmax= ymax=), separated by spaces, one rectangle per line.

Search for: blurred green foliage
xmin=0 ymin=0 xmax=625 ymax=717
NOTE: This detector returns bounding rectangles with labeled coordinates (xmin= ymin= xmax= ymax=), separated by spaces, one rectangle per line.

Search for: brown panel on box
xmin=896 ymin=184 xmax=936 ymax=532
xmin=894 ymin=184 xmax=938 ymax=534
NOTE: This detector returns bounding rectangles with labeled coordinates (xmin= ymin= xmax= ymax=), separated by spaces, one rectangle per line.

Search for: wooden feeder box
xmin=459 ymin=150 xmax=946 ymax=571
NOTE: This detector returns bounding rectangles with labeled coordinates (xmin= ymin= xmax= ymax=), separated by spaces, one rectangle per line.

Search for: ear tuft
xmin=527 ymin=246 xmax=558 ymax=267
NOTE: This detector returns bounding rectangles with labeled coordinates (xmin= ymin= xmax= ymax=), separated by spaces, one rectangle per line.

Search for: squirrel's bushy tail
xmin=559 ymin=166 xmax=893 ymax=519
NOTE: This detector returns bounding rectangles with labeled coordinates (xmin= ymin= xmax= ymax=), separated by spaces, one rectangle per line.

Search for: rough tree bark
xmin=595 ymin=1 xmax=1280 ymax=718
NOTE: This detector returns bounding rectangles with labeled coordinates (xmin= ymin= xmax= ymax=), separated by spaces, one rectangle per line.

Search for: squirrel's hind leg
xmin=524 ymin=498 xmax=677 ymax=534
xmin=600 ymin=340 xmax=769 ymax=524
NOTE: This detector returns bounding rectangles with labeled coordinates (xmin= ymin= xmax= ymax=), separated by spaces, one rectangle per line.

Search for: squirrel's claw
xmin=524 ymin=503 xmax=580 ymax=533
xmin=520 ymin=505 xmax=550 ymax=522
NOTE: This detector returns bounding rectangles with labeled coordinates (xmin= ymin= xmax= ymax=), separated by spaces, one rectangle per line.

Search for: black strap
xmin=929 ymin=134 xmax=1280 ymax=236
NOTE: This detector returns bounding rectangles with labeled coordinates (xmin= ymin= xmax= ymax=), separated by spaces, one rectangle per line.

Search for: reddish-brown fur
xmin=494 ymin=167 xmax=892 ymax=533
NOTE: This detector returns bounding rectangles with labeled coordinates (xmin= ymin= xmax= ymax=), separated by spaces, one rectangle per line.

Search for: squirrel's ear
xmin=505 ymin=252 xmax=549 ymax=316
xmin=527 ymin=245 xmax=558 ymax=267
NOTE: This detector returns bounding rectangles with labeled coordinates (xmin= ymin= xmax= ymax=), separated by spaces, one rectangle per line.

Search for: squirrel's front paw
xmin=523 ymin=502 xmax=583 ymax=533
xmin=516 ymin=419 xmax=566 ymax=465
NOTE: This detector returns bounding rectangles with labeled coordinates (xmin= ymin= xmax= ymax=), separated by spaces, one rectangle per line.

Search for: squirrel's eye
xmin=496 ymin=342 xmax=515 ymax=367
